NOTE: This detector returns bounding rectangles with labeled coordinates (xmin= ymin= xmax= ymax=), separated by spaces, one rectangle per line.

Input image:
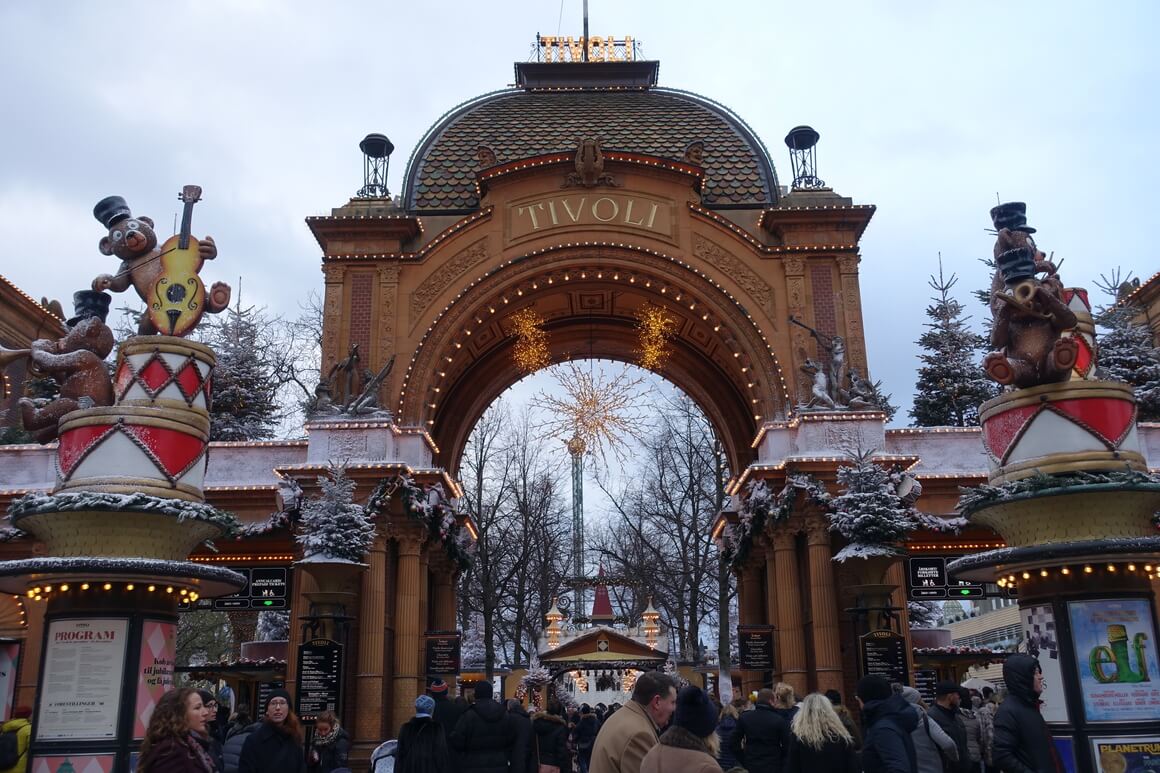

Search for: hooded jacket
xmin=532 ymin=711 xmax=571 ymax=768
xmin=860 ymin=693 xmax=918 ymax=773
xmin=899 ymin=688 xmax=956 ymax=773
xmin=223 ymin=722 xmax=262 ymax=773
xmin=729 ymin=702 xmax=791 ymax=773
xmin=450 ymin=698 xmax=518 ymax=773
xmin=0 ymin=718 xmax=30 ymax=773
xmin=993 ymin=654 xmax=1060 ymax=773
xmin=397 ymin=715 xmax=450 ymax=773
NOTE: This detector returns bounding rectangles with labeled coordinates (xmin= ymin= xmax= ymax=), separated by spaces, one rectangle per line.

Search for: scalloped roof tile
xmin=404 ymin=88 xmax=779 ymax=212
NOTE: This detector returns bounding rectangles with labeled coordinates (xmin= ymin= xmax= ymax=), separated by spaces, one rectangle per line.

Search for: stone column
xmin=285 ymin=568 xmax=319 ymax=692
xmin=837 ymin=255 xmax=868 ymax=376
xmin=738 ymin=562 xmax=764 ymax=696
xmin=391 ymin=529 xmax=424 ymax=734
xmin=430 ymin=555 xmax=458 ymax=631
xmin=773 ymin=529 xmax=807 ymax=694
xmin=417 ymin=546 xmax=430 ymax=686
xmin=356 ymin=532 xmax=388 ymax=742
xmin=806 ymin=515 xmax=843 ymax=694
xmin=762 ymin=541 xmax=780 ymax=680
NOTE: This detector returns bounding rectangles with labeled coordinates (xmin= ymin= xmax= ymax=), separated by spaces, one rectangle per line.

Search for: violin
xmin=147 ymin=185 xmax=206 ymax=336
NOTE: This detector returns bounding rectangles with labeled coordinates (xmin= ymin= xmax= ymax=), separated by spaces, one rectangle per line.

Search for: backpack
xmin=0 ymin=727 xmax=21 ymax=769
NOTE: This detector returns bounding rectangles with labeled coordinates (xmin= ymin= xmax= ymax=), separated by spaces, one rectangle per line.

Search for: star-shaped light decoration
xmin=635 ymin=302 xmax=677 ymax=370
xmin=509 ymin=307 xmax=551 ymax=374
xmin=532 ymin=360 xmax=650 ymax=464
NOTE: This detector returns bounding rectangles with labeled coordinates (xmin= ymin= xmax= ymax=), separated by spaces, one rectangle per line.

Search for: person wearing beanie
xmin=857 ymin=675 xmax=917 ymax=773
xmin=639 ymin=685 xmax=720 ymax=773
xmin=897 ymin=686 xmax=955 ymax=773
xmin=238 ymin=688 xmax=305 ymax=773
xmin=449 ymin=681 xmax=518 ymax=773
xmin=729 ymin=687 xmax=791 ymax=773
xmin=0 ymin=706 xmax=32 ymax=773
xmin=993 ymin=654 xmax=1059 ymax=773
xmin=398 ymin=694 xmax=450 ymax=773
xmin=928 ymin=682 xmax=968 ymax=773
xmin=785 ymin=693 xmax=858 ymax=773
xmin=427 ymin=679 xmax=465 ymax=765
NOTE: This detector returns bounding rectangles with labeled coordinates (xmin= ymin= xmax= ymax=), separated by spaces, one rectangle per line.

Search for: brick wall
xmin=349 ymin=273 xmax=374 ymax=353
xmin=810 ymin=264 xmax=837 ymax=336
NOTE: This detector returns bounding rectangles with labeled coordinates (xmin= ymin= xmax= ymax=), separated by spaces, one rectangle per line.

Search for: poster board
xmin=0 ymin=641 xmax=21 ymax=721
xmin=1090 ymin=736 xmax=1160 ymax=772
xmin=32 ymin=755 xmax=115 ymax=773
xmin=133 ymin=620 xmax=176 ymax=738
xmin=737 ymin=625 xmax=775 ymax=670
xmin=1068 ymin=599 xmax=1160 ymax=722
xmin=1021 ymin=603 xmax=1069 ymax=722
xmin=37 ymin=618 xmax=128 ymax=741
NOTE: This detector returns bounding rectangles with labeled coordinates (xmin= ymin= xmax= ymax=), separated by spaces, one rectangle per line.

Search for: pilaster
xmin=356 ymin=532 xmax=388 ymax=741
xmin=390 ymin=527 xmax=425 ymax=734
xmin=772 ymin=529 xmax=807 ymax=694
xmin=806 ymin=515 xmax=843 ymax=693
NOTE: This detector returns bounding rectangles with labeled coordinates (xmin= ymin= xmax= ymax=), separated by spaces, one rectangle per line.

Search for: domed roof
xmin=403 ymin=85 xmax=780 ymax=213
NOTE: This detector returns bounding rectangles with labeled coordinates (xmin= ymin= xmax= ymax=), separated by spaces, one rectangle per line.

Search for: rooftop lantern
xmin=546 ymin=596 xmax=564 ymax=648
xmin=357 ymin=133 xmax=394 ymax=199
xmin=784 ymin=125 xmax=826 ymax=190
xmin=642 ymin=596 xmax=660 ymax=648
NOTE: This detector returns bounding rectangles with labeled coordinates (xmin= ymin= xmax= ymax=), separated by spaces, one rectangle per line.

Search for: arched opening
xmin=399 ymin=244 xmax=789 ymax=475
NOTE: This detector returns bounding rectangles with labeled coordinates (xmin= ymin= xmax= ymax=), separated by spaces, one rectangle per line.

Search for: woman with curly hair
xmin=239 ymin=688 xmax=306 ymax=773
xmin=139 ymin=687 xmax=218 ymax=773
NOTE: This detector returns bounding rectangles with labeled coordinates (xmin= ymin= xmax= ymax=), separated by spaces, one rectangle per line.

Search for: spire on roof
xmin=590 ymin=565 xmax=615 ymax=622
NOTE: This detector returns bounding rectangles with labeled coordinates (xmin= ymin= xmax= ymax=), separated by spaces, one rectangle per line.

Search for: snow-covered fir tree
xmin=1095 ymin=273 xmax=1160 ymax=421
xmin=203 ymin=301 xmax=280 ymax=441
xmin=830 ymin=450 xmax=918 ymax=562
xmin=256 ymin=610 xmax=290 ymax=641
xmin=911 ymin=259 xmax=996 ymax=426
xmin=296 ymin=464 xmax=375 ymax=563
xmin=907 ymin=600 xmax=943 ymax=629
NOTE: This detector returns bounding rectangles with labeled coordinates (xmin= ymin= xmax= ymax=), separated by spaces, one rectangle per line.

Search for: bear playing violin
xmin=91 ymin=192 xmax=230 ymax=336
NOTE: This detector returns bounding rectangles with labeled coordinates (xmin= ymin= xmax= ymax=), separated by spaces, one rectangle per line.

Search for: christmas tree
xmin=830 ymin=450 xmax=918 ymax=562
xmin=296 ymin=464 xmax=375 ymax=563
xmin=911 ymin=259 xmax=996 ymax=426
xmin=203 ymin=301 xmax=280 ymax=441
xmin=1094 ymin=273 xmax=1160 ymax=421
xmin=256 ymin=610 xmax=290 ymax=641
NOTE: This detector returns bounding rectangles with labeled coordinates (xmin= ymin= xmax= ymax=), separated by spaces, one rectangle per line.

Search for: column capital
xmin=783 ymin=257 xmax=806 ymax=276
xmin=805 ymin=515 xmax=831 ymax=547
xmin=837 ymin=254 xmax=861 ymax=274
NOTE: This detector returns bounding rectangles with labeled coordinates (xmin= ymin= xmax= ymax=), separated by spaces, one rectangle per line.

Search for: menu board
xmin=425 ymin=631 xmax=461 ymax=675
xmin=913 ymin=668 xmax=938 ymax=706
xmin=296 ymin=639 xmax=343 ymax=721
xmin=1068 ymin=599 xmax=1160 ymax=722
xmin=737 ymin=625 xmax=775 ymax=670
xmin=37 ymin=618 xmax=128 ymax=741
xmin=860 ymin=629 xmax=908 ymax=686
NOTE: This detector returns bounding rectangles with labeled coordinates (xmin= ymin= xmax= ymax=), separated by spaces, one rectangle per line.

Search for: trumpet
xmin=0 ymin=345 xmax=47 ymax=379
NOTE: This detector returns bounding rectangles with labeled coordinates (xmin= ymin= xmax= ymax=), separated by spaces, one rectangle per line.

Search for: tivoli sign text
xmin=508 ymin=193 xmax=674 ymax=243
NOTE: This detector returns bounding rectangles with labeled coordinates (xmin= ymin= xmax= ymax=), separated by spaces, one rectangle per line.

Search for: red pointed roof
xmin=590 ymin=566 xmax=615 ymax=622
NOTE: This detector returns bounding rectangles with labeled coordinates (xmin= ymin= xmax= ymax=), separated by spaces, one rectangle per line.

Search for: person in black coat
xmin=238 ymin=689 xmax=306 ymax=773
xmin=729 ymin=687 xmax=791 ymax=773
xmin=993 ymin=654 xmax=1060 ymax=773
xmin=308 ymin=710 xmax=351 ymax=773
xmin=222 ymin=720 xmax=261 ymax=773
xmin=430 ymin=681 xmax=467 ymax=765
xmin=398 ymin=695 xmax=450 ymax=773
xmin=785 ymin=694 xmax=859 ymax=773
xmin=929 ymin=682 xmax=971 ymax=773
xmin=572 ymin=705 xmax=598 ymax=773
xmin=532 ymin=700 xmax=571 ymax=772
xmin=506 ymin=699 xmax=535 ymax=773
xmin=857 ymin=675 xmax=918 ymax=773
xmin=450 ymin=681 xmax=518 ymax=773
xmin=194 ymin=689 xmax=225 ymax=773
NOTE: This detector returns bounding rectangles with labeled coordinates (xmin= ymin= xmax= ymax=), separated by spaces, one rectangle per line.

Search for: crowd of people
xmin=133 ymin=653 xmax=1055 ymax=773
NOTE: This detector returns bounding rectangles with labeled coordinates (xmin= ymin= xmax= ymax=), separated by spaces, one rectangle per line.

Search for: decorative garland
xmin=722 ymin=473 xmax=829 ymax=566
xmin=958 ymin=468 xmax=1160 ymax=522
xmin=365 ymin=475 xmax=475 ymax=570
xmin=8 ymin=491 xmax=240 ymax=536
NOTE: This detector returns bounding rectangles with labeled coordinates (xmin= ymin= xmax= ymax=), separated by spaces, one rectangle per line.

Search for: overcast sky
xmin=3 ymin=1 xmax=1158 ymax=433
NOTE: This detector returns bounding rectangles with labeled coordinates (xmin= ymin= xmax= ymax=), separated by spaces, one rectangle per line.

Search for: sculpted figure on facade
xmin=564 ymin=137 xmax=618 ymax=188
xmin=983 ymin=202 xmax=1078 ymax=388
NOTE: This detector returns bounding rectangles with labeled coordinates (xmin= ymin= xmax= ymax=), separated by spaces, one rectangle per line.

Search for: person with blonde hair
xmin=785 ymin=693 xmax=858 ymax=773
xmin=771 ymin=683 xmax=798 ymax=722
xmin=715 ymin=700 xmax=742 ymax=771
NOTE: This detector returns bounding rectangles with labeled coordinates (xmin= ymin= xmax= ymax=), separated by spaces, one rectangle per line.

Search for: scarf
xmin=314 ymin=723 xmax=342 ymax=747
xmin=186 ymin=732 xmax=216 ymax=773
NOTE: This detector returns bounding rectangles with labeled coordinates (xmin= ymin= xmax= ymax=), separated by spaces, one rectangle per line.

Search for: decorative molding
xmin=692 ymin=234 xmax=773 ymax=316
xmin=837 ymin=255 xmax=860 ymax=274
xmin=409 ymin=239 xmax=489 ymax=329
xmin=783 ymin=257 xmax=806 ymax=276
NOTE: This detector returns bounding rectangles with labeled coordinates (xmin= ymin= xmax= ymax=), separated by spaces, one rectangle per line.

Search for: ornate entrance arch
xmin=308 ymin=148 xmax=874 ymax=478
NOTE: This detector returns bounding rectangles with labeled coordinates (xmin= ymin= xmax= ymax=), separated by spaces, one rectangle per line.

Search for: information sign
xmin=860 ymin=629 xmax=908 ymax=686
xmin=737 ymin=625 xmax=775 ymax=670
xmin=296 ymin=639 xmax=343 ymax=721
xmin=906 ymin=556 xmax=985 ymax=599
xmin=425 ymin=631 xmax=462 ymax=675
xmin=37 ymin=618 xmax=129 ymax=741
xmin=178 ymin=567 xmax=290 ymax=611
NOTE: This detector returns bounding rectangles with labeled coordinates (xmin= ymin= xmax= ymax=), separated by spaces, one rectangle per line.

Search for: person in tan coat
xmin=589 ymin=672 xmax=678 ymax=773
xmin=640 ymin=685 xmax=722 ymax=773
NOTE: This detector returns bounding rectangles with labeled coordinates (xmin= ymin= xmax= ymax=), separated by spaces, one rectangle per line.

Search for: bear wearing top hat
xmin=90 ymin=194 xmax=230 ymax=335
xmin=983 ymin=202 xmax=1078 ymax=388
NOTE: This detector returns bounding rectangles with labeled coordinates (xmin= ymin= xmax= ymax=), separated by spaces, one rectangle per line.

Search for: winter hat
xmin=856 ymin=675 xmax=892 ymax=704
xmin=428 ymin=679 xmax=449 ymax=696
xmin=197 ymin=689 xmax=216 ymax=706
xmin=673 ymin=686 xmax=717 ymax=739
xmin=899 ymin=687 xmax=921 ymax=705
xmin=935 ymin=680 xmax=961 ymax=697
xmin=415 ymin=695 xmax=435 ymax=718
xmin=474 ymin=681 xmax=493 ymax=700
xmin=264 ymin=688 xmax=293 ymax=713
